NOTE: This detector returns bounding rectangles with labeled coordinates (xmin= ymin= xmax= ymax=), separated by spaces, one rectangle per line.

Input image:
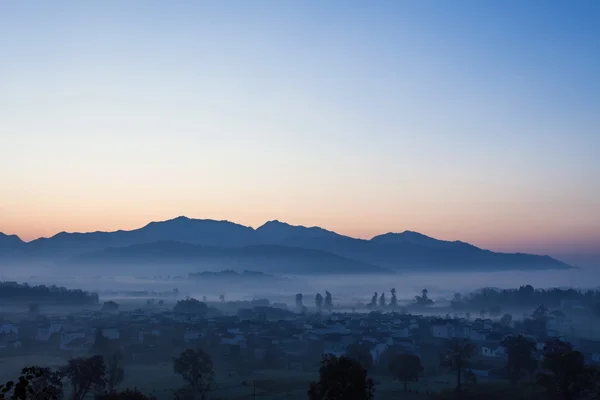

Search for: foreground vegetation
xmin=1 ymin=335 xmax=599 ymax=400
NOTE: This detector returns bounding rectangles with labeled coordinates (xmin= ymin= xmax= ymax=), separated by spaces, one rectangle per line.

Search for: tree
xmin=344 ymin=342 xmax=373 ymax=370
xmin=389 ymin=289 xmax=397 ymax=308
xmin=315 ymin=293 xmax=324 ymax=311
xmin=378 ymin=293 xmax=386 ymax=308
xmin=500 ymin=335 xmax=537 ymax=383
xmin=440 ymin=339 xmax=476 ymax=393
xmin=370 ymin=293 xmax=378 ymax=308
xmin=500 ymin=313 xmax=513 ymax=327
xmin=308 ymin=354 xmax=374 ymax=400
xmin=173 ymin=348 xmax=215 ymax=400
xmin=91 ymin=329 xmax=111 ymax=357
xmin=0 ymin=366 xmax=63 ymax=400
xmin=106 ymin=351 xmax=125 ymax=393
xmin=173 ymin=298 xmax=207 ymax=315
xmin=101 ymin=301 xmax=119 ymax=313
xmin=415 ymin=289 xmax=433 ymax=306
xmin=218 ymin=294 xmax=225 ymax=302
xmin=389 ymin=353 xmax=423 ymax=392
xmin=295 ymin=293 xmax=304 ymax=310
xmin=64 ymin=355 xmax=107 ymax=400
xmin=538 ymin=339 xmax=597 ymax=400
xmin=324 ymin=291 xmax=333 ymax=311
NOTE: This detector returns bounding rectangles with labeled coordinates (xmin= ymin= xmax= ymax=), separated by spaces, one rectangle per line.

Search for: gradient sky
xmin=1 ymin=1 xmax=599 ymax=256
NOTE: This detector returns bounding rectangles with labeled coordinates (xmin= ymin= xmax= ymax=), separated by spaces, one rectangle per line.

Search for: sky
xmin=1 ymin=1 xmax=599 ymax=257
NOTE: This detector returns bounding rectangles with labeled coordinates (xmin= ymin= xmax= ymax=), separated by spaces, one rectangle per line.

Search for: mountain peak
xmin=0 ymin=232 xmax=25 ymax=248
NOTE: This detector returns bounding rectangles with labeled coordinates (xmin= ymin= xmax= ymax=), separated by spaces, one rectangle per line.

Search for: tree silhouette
xmin=0 ymin=366 xmax=63 ymax=400
xmin=101 ymin=301 xmax=119 ymax=313
xmin=173 ymin=348 xmax=215 ymax=400
xmin=106 ymin=351 xmax=125 ymax=393
xmin=64 ymin=355 xmax=107 ymax=400
xmin=344 ymin=342 xmax=373 ymax=371
xmin=370 ymin=293 xmax=378 ymax=308
xmin=91 ymin=329 xmax=111 ymax=357
xmin=389 ymin=353 xmax=423 ymax=392
xmin=538 ymin=339 xmax=597 ymax=400
xmin=389 ymin=289 xmax=397 ymax=308
xmin=295 ymin=293 xmax=304 ymax=310
xmin=308 ymin=354 xmax=374 ymax=400
xmin=315 ymin=293 xmax=324 ymax=311
xmin=378 ymin=292 xmax=386 ymax=308
xmin=501 ymin=335 xmax=537 ymax=383
xmin=324 ymin=291 xmax=333 ymax=311
xmin=415 ymin=289 xmax=433 ymax=306
xmin=440 ymin=339 xmax=476 ymax=393
xmin=173 ymin=298 xmax=207 ymax=315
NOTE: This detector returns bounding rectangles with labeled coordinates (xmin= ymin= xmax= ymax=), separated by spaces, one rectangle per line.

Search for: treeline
xmin=451 ymin=285 xmax=600 ymax=310
xmin=4 ymin=337 xmax=600 ymax=400
xmin=0 ymin=281 xmax=99 ymax=305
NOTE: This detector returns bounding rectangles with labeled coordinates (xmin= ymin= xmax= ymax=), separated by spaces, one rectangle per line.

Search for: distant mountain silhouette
xmin=0 ymin=233 xmax=24 ymax=250
xmin=68 ymin=241 xmax=388 ymax=274
xmin=0 ymin=216 xmax=572 ymax=272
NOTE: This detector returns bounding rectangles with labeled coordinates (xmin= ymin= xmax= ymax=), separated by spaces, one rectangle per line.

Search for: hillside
xmin=0 ymin=216 xmax=573 ymax=273
xmin=68 ymin=241 xmax=390 ymax=274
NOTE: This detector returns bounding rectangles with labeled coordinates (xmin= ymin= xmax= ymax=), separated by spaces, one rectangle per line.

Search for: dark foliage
xmin=173 ymin=298 xmax=207 ymax=315
xmin=324 ymin=291 xmax=333 ymax=311
xmin=389 ymin=353 xmax=423 ymax=392
xmin=173 ymin=348 xmax=215 ymax=400
xmin=537 ymin=339 xmax=598 ymax=400
xmin=344 ymin=342 xmax=374 ymax=370
xmin=451 ymin=285 xmax=600 ymax=311
xmin=0 ymin=281 xmax=98 ymax=305
xmin=101 ymin=301 xmax=119 ymax=312
xmin=64 ymin=355 xmax=107 ymax=400
xmin=440 ymin=339 xmax=476 ymax=392
xmin=415 ymin=289 xmax=434 ymax=306
xmin=0 ymin=367 xmax=63 ymax=400
xmin=308 ymin=354 xmax=374 ymax=400
xmin=501 ymin=335 xmax=537 ymax=383
xmin=315 ymin=293 xmax=324 ymax=311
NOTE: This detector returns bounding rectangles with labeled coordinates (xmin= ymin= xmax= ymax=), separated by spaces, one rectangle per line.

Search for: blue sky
xmin=0 ymin=1 xmax=599 ymax=256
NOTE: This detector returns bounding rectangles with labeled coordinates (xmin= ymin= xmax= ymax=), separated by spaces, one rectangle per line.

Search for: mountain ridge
xmin=0 ymin=216 xmax=573 ymax=272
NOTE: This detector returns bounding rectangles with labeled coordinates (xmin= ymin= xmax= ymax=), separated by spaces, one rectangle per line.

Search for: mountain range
xmin=0 ymin=216 xmax=572 ymax=274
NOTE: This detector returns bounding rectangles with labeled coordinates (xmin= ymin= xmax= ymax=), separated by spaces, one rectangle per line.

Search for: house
xmin=469 ymin=329 xmax=488 ymax=342
xmin=431 ymin=323 xmax=452 ymax=339
xmin=0 ymin=323 xmax=18 ymax=335
xmin=35 ymin=323 xmax=63 ymax=341
xmin=370 ymin=342 xmax=389 ymax=363
xmin=183 ymin=330 xmax=203 ymax=343
xmin=60 ymin=331 xmax=93 ymax=350
xmin=221 ymin=334 xmax=247 ymax=348
xmin=480 ymin=345 xmax=507 ymax=358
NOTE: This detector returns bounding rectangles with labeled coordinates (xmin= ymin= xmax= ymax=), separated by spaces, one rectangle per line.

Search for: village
xmin=1 ymin=294 xmax=599 ymax=388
